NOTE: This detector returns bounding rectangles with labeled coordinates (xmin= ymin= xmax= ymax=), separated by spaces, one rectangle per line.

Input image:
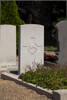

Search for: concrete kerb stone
xmin=1 ymin=72 xmax=67 ymax=100
xmin=52 ymin=90 xmax=67 ymax=100
xmin=1 ymin=72 xmax=52 ymax=99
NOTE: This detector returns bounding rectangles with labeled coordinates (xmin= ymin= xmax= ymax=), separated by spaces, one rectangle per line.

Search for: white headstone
xmin=56 ymin=21 xmax=67 ymax=65
xmin=19 ymin=24 xmax=44 ymax=73
xmin=0 ymin=25 xmax=16 ymax=67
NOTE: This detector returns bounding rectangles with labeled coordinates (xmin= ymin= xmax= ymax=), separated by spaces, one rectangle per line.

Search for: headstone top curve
xmin=20 ymin=24 xmax=44 ymax=28
xmin=0 ymin=24 xmax=16 ymax=27
xmin=56 ymin=20 xmax=67 ymax=27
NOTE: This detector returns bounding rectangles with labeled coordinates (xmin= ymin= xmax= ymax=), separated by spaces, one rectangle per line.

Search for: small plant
xmin=19 ymin=64 xmax=67 ymax=90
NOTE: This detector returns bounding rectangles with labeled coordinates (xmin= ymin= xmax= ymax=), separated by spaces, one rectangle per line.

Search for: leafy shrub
xmin=19 ymin=64 xmax=67 ymax=90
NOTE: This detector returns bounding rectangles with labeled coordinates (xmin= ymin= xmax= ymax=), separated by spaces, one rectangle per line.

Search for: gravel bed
xmin=0 ymin=79 xmax=51 ymax=100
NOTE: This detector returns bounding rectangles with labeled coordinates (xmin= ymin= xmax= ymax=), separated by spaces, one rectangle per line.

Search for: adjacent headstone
xmin=19 ymin=24 xmax=44 ymax=73
xmin=56 ymin=21 xmax=67 ymax=65
xmin=0 ymin=25 xmax=16 ymax=67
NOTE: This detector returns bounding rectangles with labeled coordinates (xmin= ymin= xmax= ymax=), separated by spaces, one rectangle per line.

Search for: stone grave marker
xmin=56 ymin=21 xmax=67 ymax=65
xmin=0 ymin=25 xmax=16 ymax=68
xmin=19 ymin=24 xmax=44 ymax=73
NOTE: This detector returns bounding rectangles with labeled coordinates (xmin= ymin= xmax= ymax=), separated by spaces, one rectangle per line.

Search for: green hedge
xmin=19 ymin=65 xmax=67 ymax=90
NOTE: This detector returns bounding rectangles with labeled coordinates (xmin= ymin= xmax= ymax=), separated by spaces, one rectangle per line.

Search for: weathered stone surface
xmin=0 ymin=25 xmax=16 ymax=67
xmin=19 ymin=24 xmax=44 ymax=73
xmin=56 ymin=21 xmax=67 ymax=65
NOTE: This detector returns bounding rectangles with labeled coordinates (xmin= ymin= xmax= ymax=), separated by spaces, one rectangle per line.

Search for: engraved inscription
xmin=22 ymin=36 xmax=42 ymax=55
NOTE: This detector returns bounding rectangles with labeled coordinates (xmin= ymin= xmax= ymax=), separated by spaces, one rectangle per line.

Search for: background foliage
xmin=1 ymin=1 xmax=24 ymax=25
xmin=16 ymin=1 xmax=66 ymax=47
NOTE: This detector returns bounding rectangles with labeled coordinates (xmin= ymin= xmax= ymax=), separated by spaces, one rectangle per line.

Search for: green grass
xmin=45 ymin=46 xmax=57 ymax=51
